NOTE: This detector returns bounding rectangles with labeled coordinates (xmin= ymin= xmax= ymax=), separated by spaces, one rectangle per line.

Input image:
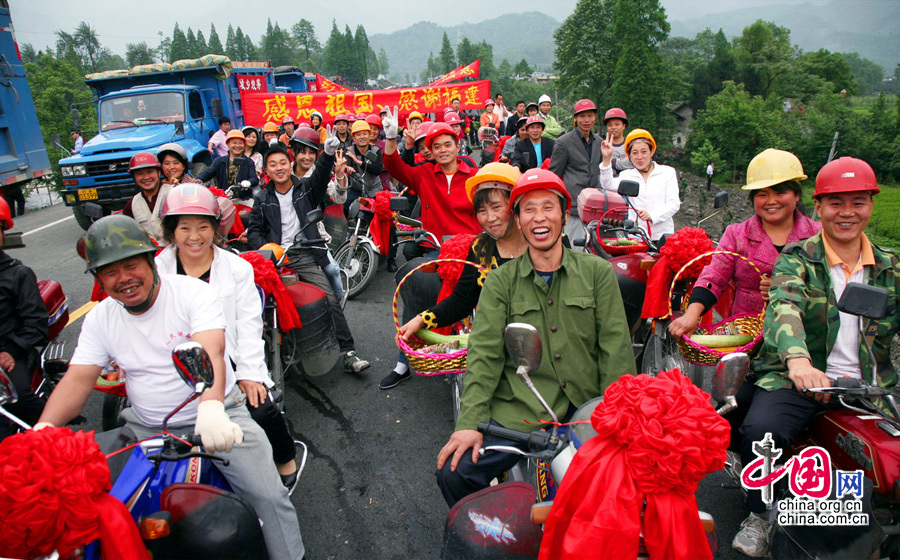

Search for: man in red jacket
xmin=381 ymin=107 xmax=481 ymax=261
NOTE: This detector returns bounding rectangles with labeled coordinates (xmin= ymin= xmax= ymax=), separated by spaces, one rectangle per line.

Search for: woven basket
xmin=393 ymin=258 xmax=487 ymax=375
xmin=670 ymin=251 xmax=766 ymax=365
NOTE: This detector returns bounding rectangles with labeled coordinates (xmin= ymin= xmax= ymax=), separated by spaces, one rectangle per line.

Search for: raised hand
xmin=600 ymin=131 xmax=614 ymax=164
xmin=323 ymin=124 xmax=340 ymax=155
xmin=402 ymin=126 xmax=416 ymax=149
xmin=382 ymin=106 xmax=399 ymax=140
xmin=334 ymin=148 xmax=347 ymax=178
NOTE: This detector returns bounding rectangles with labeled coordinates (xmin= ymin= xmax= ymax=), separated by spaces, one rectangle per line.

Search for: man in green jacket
xmin=732 ymin=157 xmax=900 ymax=558
xmin=435 ymin=169 xmax=635 ymax=507
xmin=538 ymin=94 xmax=564 ymax=139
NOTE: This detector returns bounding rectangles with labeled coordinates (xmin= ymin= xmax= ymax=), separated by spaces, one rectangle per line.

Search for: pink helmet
xmin=160 ymin=184 xmax=221 ymax=222
xmin=603 ymin=107 xmax=628 ymax=125
xmin=281 ymin=115 xmax=295 ymax=125
xmin=444 ymin=112 xmax=462 ymax=126
xmin=414 ymin=121 xmax=435 ymax=145
xmin=525 ymin=115 xmax=545 ymax=129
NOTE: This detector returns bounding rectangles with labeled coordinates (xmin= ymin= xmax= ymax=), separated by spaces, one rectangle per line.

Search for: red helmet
xmin=443 ymin=112 xmax=462 ymax=126
xmin=603 ymin=107 xmax=628 ymax=125
xmin=365 ymin=114 xmax=382 ymax=128
xmin=334 ymin=114 xmax=350 ymax=124
xmin=814 ymin=157 xmax=880 ymax=198
xmin=510 ymin=168 xmax=572 ymax=212
xmin=525 ymin=115 xmax=545 ymax=129
xmin=160 ymin=184 xmax=221 ymax=222
xmin=424 ymin=123 xmax=457 ymax=149
xmin=281 ymin=115 xmax=295 ymax=125
xmin=291 ymin=127 xmax=321 ymax=151
xmin=573 ymin=99 xmax=597 ymax=116
xmin=484 ymin=99 xmax=495 ymax=108
xmin=346 ymin=113 xmax=357 ymax=123
xmin=0 ymin=197 xmax=12 ymax=230
xmin=129 ymin=152 xmax=161 ymax=173
xmin=414 ymin=121 xmax=435 ymax=145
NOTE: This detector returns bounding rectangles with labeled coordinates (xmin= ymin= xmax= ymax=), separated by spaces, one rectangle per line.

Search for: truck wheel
xmin=191 ymin=161 xmax=208 ymax=176
xmin=72 ymin=206 xmax=95 ymax=231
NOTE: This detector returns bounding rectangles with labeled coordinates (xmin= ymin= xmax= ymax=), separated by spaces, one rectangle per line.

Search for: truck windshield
xmin=100 ymin=92 xmax=186 ymax=131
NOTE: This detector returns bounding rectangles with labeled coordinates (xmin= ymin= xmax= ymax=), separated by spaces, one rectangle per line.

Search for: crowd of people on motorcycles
xmin=2 ymin=85 xmax=897 ymax=560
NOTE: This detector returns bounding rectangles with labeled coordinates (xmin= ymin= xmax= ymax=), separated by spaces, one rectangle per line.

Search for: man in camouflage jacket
xmin=732 ymin=157 xmax=897 ymax=558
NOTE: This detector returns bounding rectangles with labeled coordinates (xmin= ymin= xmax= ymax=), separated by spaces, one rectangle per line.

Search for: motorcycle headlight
xmin=60 ymin=166 xmax=73 ymax=177
xmin=72 ymin=164 xmax=87 ymax=176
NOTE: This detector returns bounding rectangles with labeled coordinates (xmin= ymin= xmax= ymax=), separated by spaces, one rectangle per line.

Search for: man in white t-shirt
xmin=36 ymin=215 xmax=304 ymax=560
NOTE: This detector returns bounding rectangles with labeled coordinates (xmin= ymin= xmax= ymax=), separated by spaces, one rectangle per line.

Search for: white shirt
xmin=156 ymin=246 xmax=270 ymax=386
xmin=825 ymin=260 xmax=865 ymax=381
xmin=71 ymin=274 xmax=231 ymax=427
xmin=275 ymin=187 xmax=301 ymax=246
xmin=706 ymin=164 xmax=714 ymax=176
xmin=599 ymin=162 xmax=681 ymax=240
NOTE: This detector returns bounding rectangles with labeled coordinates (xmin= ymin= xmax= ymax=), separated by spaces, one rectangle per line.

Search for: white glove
xmin=240 ymin=180 xmax=251 ymax=188
xmin=195 ymin=400 xmax=243 ymax=453
xmin=382 ymin=106 xmax=399 ymax=140
xmin=323 ymin=124 xmax=341 ymax=155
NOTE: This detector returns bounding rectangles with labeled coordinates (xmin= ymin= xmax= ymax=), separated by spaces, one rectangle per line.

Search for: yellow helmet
xmin=624 ymin=128 xmax=656 ymax=154
xmin=350 ymin=120 xmax=371 ymax=135
xmin=465 ymin=162 xmax=521 ymax=204
xmin=743 ymin=149 xmax=807 ymax=191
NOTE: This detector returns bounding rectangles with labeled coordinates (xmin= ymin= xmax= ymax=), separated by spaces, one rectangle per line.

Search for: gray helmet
xmin=156 ymin=143 xmax=188 ymax=167
xmin=83 ymin=215 xmax=156 ymax=273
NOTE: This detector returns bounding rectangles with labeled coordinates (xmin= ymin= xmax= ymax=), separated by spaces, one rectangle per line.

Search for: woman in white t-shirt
xmin=599 ymin=128 xmax=681 ymax=240
xmin=156 ymin=183 xmax=301 ymax=493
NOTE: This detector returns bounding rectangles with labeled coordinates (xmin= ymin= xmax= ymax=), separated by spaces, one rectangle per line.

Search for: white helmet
xmin=538 ymin=94 xmax=552 ymax=105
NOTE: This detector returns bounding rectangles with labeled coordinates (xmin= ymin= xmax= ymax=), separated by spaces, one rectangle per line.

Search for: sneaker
xmin=343 ymin=351 xmax=371 ymax=374
xmin=726 ymin=450 xmax=743 ymax=483
xmin=280 ymin=471 xmax=300 ymax=496
xmin=732 ymin=513 xmax=771 ymax=557
xmin=379 ymin=370 xmax=411 ymax=389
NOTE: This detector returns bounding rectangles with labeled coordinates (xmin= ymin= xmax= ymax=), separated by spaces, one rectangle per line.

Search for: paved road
xmin=8 ymin=203 xmax=749 ymax=559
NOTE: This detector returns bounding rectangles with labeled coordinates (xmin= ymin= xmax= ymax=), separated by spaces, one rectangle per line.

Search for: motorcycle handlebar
xmin=476 ymin=422 xmax=555 ymax=452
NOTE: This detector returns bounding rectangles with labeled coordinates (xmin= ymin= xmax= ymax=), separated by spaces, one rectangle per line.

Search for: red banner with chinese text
xmin=430 ymin=59 xmax=481 ymax=86
xmin=241 ymin=80 xmax=492 ymax=126
xmin=235 ymin=73 xmax=271 ymax=93
xmin=315 ymin=74 xmax=350 ymax=92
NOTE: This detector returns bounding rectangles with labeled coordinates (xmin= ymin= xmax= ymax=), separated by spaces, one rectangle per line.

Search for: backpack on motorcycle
xmin=38 ymin=280 xmax=68 ymax=341
xmin=440 ymin=482 xmax=544 ymax=560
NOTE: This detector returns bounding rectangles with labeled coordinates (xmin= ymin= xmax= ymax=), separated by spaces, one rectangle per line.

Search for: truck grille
xmin=86 ymin=158 xmax=132 ymax=178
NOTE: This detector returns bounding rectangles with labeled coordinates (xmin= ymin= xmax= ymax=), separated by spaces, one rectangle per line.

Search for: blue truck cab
xmin=273 ymin=67 xmax=316 ymax=93
xmin=59 ymin=57 xmax=274 ymax=229
xmin=0 ymin=1 xmax=51 ymax=201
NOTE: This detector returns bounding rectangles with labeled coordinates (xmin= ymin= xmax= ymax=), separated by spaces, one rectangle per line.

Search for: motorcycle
xmin=0 ymin=342 xmax=298 ymax=559
xmin=719 ymin=282 xmax=899 ymax=559
xmin=440 ymin=323 xmax=735 ymax=559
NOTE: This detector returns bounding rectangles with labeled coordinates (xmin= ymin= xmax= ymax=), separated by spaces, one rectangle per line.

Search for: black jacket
xmin=246 ymin=152 xmax=336 ymax=268
xmin=346 ymin=144 xmax=384 ymax=195
xmin=506 ymin=113 xmax=525 ymax=139
xmin=196 ymin=154 xmax=259 ymax=190
xmin=512 ymin=137 xmax=555 ymax=172
xmin=0 ymin=251 xmax=47 ymax=361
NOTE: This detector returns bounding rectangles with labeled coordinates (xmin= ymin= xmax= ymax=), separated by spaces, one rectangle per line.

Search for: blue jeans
xmin=322 ymin=251 xmax=344 ymax=301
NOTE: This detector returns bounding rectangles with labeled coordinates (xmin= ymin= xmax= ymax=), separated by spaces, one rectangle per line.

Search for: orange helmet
xmin=465 ymin=162 xmax=521 ymax=204
xmin=259 ymin=242 xmax=287 ymax=264
xmin=510 ymin=168 xmax=572 ymax=212
xmin=262 ymin=122 xmax=280 ymax=133
xmin=225 ymin=129 xmax=246 ymax=143
xmin=814 ymin=157 xmax=880 ymax=198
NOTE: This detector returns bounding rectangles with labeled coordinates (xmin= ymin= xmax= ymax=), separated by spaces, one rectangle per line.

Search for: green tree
xmin=689 ymin=139 xmax=724 ymax=175
xmin=195 ymin=30 xmax=208 ymax=57
xmin=225 ymin=24 xmax=238 ymax=60
xmin=690 ymin=29 xmax=736 ymax=110
xmin=840 ymin=53 xmax=882 ymax=96
xmin=261 ymin=19 xmax=294 ymax=66
xmin=733 ymin=20 xmax=794 ymax=99
xmin=292 ymin=19 xmax=321 ymax=62
xmin=687 ymin=81 xmax=781 ymax=179
xmin=377 ymin=48 xmax=390 ymax=76
xmin=498 ymin=59 xmax=512 ymax=76
xmin=353 ymin=25 xmax=372 ymax=81
xmin=609 ymin=0 xmax=672 ymax=134
xmin=439 ymin=32 xmax=456 ymax=73
xmin=208 ymin=24 xmax=224 ymax=55
xmin=323 ymin=21 xmax=348 ymax=76
xmin=514 ymin=58 xmax=533 ymax=77
xmin=186 ymin=28 xmax=197 ymax=58
xmin=554 ymin=0 xmax=616 ymax=103
xmin=125 ymin=42 xmax=155 ymax=67
xmin=72 ymin=22 xmax=104 ymax=72
xmin=20 ymin=43 xmax=38 ymax=65
xmin=170 ymin=23 xmax=190 ymax=62
xmin=239 ymin=28 xmax=257 ymax=61
xmin=154 ymin=31 xmax=171 ymax=63
xmin=800 ymin=49 xmax=856 ymax=93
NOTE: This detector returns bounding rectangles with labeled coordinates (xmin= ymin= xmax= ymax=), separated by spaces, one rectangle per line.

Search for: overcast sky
xmin=11 ymin=0 xmax=831 ymax=56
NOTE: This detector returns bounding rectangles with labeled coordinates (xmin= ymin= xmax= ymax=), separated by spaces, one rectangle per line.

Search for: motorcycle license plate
xmin=77 ymin=188 xmax=98 ymax=201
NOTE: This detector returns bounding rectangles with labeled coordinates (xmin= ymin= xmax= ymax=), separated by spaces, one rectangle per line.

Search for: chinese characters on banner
xmin=315 ymin=74 xmax=350 ymax=92
xmin=241 ymin=80 xmax=492 ymax=126
xmin=429 ymin=59 xmax=481 ymax=86
xmin=234 ymin=73 xmax=270 ymax=93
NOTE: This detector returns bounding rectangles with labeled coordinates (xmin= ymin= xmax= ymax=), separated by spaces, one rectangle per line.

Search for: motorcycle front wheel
xmin=335 ymin=241 xmax=377 ymax=299
xmin=101 ymin=393 xmax=128 ymax=432
xmin=641 ymin=326 xmax=686 ymax=377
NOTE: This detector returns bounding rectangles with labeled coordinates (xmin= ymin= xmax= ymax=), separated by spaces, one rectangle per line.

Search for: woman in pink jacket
xmin=669 ymin=149 xmax=821 ymax=337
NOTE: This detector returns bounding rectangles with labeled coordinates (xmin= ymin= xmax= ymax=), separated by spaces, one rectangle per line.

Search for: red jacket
xmin=383 ymin=150 xmax=481 ymax=242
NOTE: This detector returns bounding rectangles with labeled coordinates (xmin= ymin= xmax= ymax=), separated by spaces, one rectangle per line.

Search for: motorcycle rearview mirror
xmin=306 ymin=209 xmax=324 ymax=224
xmin=348 ymin=200 xmax=361 ymax=220
xmin=617 ymin=180 xmax=640 ymax=198
xmin=504 ymin=323 xmax=561 ymax=437
xmin=172 ymin=342 xmax=215 ymax=394
xmin=712 ymin=352 xmax=750 ymax=415
xmin=838 ymin=282 xmax=889 ymax=319
xmin=0 ymin=369 xmax=18 ymax=406
xmin=713 ymin=191 xmax=729 ymax=209
xmin=389 ymin=196 xmax=409 ymax=212
xmin=174 ymin=120 xmax=185 ymax=136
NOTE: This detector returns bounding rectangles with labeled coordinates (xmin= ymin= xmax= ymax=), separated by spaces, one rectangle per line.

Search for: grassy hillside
xmin=368 ymin=11 xmax=559 ymax=79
